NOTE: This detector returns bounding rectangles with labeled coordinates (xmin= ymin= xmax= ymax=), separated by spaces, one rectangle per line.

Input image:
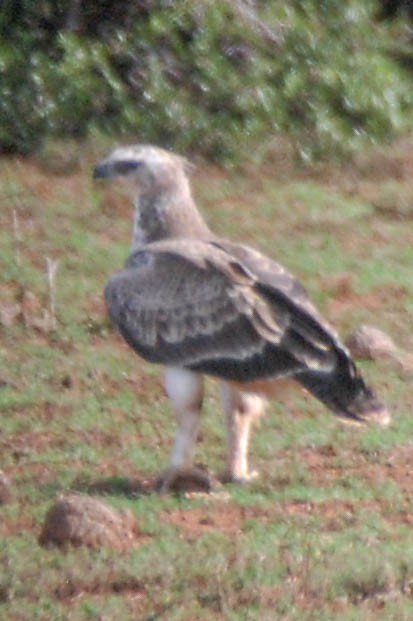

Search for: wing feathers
xmin=105 ymin=239 xmax=344 ymax=382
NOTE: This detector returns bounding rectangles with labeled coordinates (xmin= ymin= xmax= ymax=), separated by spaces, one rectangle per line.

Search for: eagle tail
xmin=297 ymin=352 xmax=390 ymax=427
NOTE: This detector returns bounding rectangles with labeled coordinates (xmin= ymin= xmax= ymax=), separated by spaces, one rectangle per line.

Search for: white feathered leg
xmin=219 ymin=382 xmax=266 ymax=483
xmin=160 ymin=367 xmax=209 ymax=491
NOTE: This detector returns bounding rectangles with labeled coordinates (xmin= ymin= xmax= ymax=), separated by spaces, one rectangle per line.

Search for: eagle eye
xmin=114 ymin=160 xmax=141 ymax=175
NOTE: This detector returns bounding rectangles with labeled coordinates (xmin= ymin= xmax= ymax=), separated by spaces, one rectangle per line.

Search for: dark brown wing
xmin=212 ymin=241 xmax=388 ymax=424
xmin=105 ymin=239 xmax=339 ymax=382
xmin=211 ymin=239 xmax=339 ymax=336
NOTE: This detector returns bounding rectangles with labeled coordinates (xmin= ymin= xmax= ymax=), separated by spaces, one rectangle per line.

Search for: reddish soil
xmin=164 ymin=504 xmax=246 ymax=537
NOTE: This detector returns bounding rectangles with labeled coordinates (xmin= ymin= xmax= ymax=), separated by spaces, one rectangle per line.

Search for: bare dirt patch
xmin=164 ymin=503 xmax=246 ymax=537
xmin=328 ymin=282 xmax=408 ymax=319
xmin=161 ymin=493 xmax=389 ymax=539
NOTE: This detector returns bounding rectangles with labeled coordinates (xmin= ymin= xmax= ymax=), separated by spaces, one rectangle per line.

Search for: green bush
xmin=0 ymin=0 xmax=412 ymax=161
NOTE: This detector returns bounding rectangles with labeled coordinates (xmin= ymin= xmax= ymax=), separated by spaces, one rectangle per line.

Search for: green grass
xmin=1 ymin=139 xmax=413 ymax=619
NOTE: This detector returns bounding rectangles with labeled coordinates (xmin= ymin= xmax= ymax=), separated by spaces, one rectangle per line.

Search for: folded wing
xmin=105 ymin=239 xmax=341 ymax=383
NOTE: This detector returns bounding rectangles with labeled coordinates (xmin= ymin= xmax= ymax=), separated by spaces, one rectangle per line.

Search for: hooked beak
xmin=93 ymin=159 xmax=140 ymax=179
xmin=93 ymin=162 xmax=111 ymax=179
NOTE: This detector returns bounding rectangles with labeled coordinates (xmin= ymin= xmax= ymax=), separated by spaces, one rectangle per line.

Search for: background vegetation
xmin=0 ymin=0 xmax=412 ymax=161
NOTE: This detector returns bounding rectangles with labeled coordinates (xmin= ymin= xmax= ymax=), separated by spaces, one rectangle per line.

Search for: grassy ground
xmin=0 ymin=137 xmax=413 ymax=620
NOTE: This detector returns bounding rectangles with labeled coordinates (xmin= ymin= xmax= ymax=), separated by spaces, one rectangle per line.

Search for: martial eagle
xmin=93 ymin=145 xmax=390 ymax=490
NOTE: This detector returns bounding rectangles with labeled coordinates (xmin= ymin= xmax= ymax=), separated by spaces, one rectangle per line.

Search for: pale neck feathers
xmin=130 ymin=166 xmax=211 ymax=251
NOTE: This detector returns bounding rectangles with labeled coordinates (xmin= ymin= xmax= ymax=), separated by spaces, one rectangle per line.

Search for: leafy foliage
xmin=0 ymin=0 xmax=412 ymax=160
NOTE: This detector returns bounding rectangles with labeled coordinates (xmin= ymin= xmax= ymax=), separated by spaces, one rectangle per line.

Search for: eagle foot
xmin=156 ymin=466 xmax=213 ymax=494
xmin=221 ymin=469 xmax=259 ymax=485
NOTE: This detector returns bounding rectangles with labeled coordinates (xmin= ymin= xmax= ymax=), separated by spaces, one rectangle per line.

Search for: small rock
xmin=345 ymin=325 xmax=397 ymax=360
xmin=0 ymin=471 xmax=12 ymax=504
xmin=39 ymin=494 xmax=139 ymax=551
